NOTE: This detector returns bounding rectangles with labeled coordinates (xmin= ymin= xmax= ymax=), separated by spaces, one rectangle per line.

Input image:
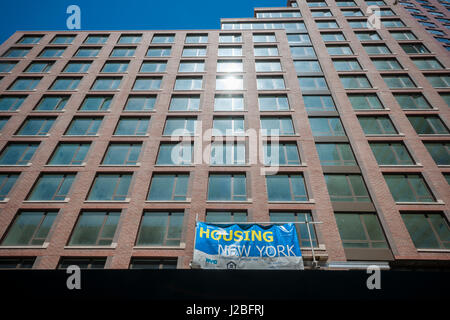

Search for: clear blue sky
xmin=0 ymin=0 xmax=287 ymax=44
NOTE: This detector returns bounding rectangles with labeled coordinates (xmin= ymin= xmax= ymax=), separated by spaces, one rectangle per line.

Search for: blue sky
xmin=0 ymin=0 xmax=287 ymax=44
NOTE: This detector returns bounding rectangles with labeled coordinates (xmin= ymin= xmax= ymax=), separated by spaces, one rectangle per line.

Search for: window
xmin=51 ymin=35 xmax=75 ymax=44
xmin=170 ymin=95 xmax=200 ymax=111
xmin=35 ymin=96 xmax=69 ymax=111
xmin=218 ymin=46 xmax=242 ymax=57
xmin=336 ymin=0 xmax=356 ymax=5
xmin=0 ymin=118 xmax=8 ymax=132
xmin=257 ymin=76 xmax=285 ymax=90
xmin=425 ymin=75 xmax=450 ymax=88
xmin=179 ymin=61 xmax=205 ymax=73
xmin=382 ymin=19 xmax=405 ymax=27
xmin=287 ymin=34 xmax=311 ymax=44
xmin=390 ymin=31 xmax=417 ymax=40
xmin=215 ymin=94 xmax=244 ymax=111
xmin=0 ymin=173 xmax=19 ymax=200
xmin=307 ymin=1 xmax=328 ymax=7
xmin=400 ymin=43 xmax=429 ymax=54
xmin=333 ymin=59 xmax=362 ymax=71
xmin=101 ymin=61 xmax=129 ymax=73
xmin=321 ymin=32 xmax=346 ymax=42
xmin=210 ymin=142 xmax=246 ymax=165
xmin=266 ymin=174 xmax=308 ymax=202
xmin=1 ymin=211 xmax=57 ymax=246
xmin=63 ymin=61 xmax=91 ymax=73
xmin=260 ymin=117 xmax=295 ymax=135
xmin=216 ymin=76 xmax=243 ymax=90
xmin=25 ymin=61 xmax=54 ymax=73
xmin=110 ymin=47 xmax=135 ymax=57
xmin=219 ymin=34 xmax=242 ymax=43
xmin=0 ymin=257 xmax=35 ymax=269
xmin=412 ymin=58 xmax=444 ymax=70
xmin=147 ymin=174 xmax=189 ymax=201
xmin=423 ymin=142 xmax=449 ymax=165
xmin=408 ymin=115 xmax=449 ymax=135
xmin=39 ymin=47 xmax=65 ymax=58
xmin=18 ymin=35 xmax=42 ymax=44
xmin=102 ymin=143 xmax=142 ymax=165
xmin=50 ymin=77 xmax=81 ymax=91
xmin=147 ymin=47 xmax=171 ymax=57
xmin=133 ymin=77 xmax=162 ymax=90
xmin=48 ymin=143 xmax=90 ymax=165
xmin=326 ymin=45 xmax=353 ymax=55
xmin=16 ymin=117 xmax=55 ymax=136
xmin=294 ymin=60 xmax=321 ymax=73
xmin=9 ymin=77 xmax=41 ymax=91
xmin=87 ymin=173 xmax=132 ymax=201
xmin=316 ymin=21 xmax=339 ymax=29
xmin=2 ymin=48 xmax=30 ymax=58
xmin=402 ymin=213 xmax=449 ymax=249
xmin=69 ymin=211 xmax=120 ymax=246
xmin=65 ymin=117 xmax=102 ymax=136
xmin=335 ymin=213 xmax=388 ymax=248
xmin=259 ymin=95 xmax=289 ymax=111
xmin=0 ymin=95 xmax=26 ymax=111
xmin=156 ymin=142 xmax=193 ymax=165
xmin=151 ymin=34 xmax=175 ymax=43
xmin=372 ymin=58 xmax=402 ymax=70
xmin=213 ymin=116 xmax=245 ymax=136
xmin=206 ymin=211 xmax=247 ymax=223
xmin=175 ymin=77 xmax=203 ymax=90
xmin=208 ymin=173 xmax=246 ymax=201
xmin=383 ymin=75 xmax=416 ymax=88
xmin=393 ymin=93 xmax=431 ymax=110
xmin=311 ymin=10 xmax=333 ymax=17
xmin=256 ymin=11 xmax=301 ymax=18
xmin=440 ymin=93 xmax=450 ymax=108
xmin=74 ymin=47 xmax=100 ymax=57
xmin=58 ymin=258 xmax=106 ymax=269
xmin=270 ymin=212 xmax=317 ymax=247
xmin=79 ymin=96 xmax=112 ymax=111
xmin=316 ymin=143 xmax=357 ymax=166
xmin=348 ymin=94 xmax=383 ymax=110
xmin=182 ymin=46 xmax=207 ymax=57
xmin=340 ymin=75 xmax=372 ymax=89
xmin=324 ymin=174 xmax=370 ymax=202
xmin=348 ymin=20 xmax=369 ymax=29
xmin=341 ymin=9 xmax=363 ymax=16
xmin=84 ymin=35 xmax=108 ymax=44
xmin=27 ymin=173 xmax=75 ymax=201
xmin=298 ymin=76 xmax=328 ymax=90
xmin=114 ymin=117 xmax=150 ymax=136
xmin=358 ymin=116 xmax=397 ymax=135
xmin=119 ymin=34 xmax=141 ymax=44
xmin=309 ymin=117 xmax=346 ymax=136
xmin=0 ymin=61 xmax=17 ymax=73
xmin=163 ymin=117 xmax=197 ymax=136
xmin=355 ymin=31 xmax=381 ymax=41
xmin=185 ymin=34 xmax=208 ymax=43
xmin=91 ymin=77 xmax=121 ymax=91
xmin=124 ymin=95 xmax=156 ymax=111
xmin=364 ymin=44 xmax=391 ymax=54
xmin=290 ymin=46 xmax=316 ymax=57
xmin=253 ymin=33 xmax=276 ymax=43
xmin=0 ymin=143 xmax=39 ymax=165
xmin=369 ymin=142 xmax=414 ymax=165
xmin=136 ymin=211 xmax=184 ymax=246
xmin=217 ymin=60 xmax=243 ymax=73
xmin=263 ymin=142 xmax=301 ymax=166
xmin=130 ymin=258 xmax=177 ymax=269
xmin=303 ymin=96 xmax=336 ymax=113
xmin=139 ymin=61 xmax=166 ymax=73
xmin=254 ymin=46 xmax=279 ymax=56
xmin=384 ymin=174 xmax=435 ymax=202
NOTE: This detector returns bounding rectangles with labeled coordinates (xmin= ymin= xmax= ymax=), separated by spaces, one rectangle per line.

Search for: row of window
xmin=1 ymin=208 xmax=448 ymax=255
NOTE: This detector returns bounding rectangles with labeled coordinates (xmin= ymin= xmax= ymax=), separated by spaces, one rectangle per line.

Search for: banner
xmin=192 ymin=222 xmax=303 ymax=269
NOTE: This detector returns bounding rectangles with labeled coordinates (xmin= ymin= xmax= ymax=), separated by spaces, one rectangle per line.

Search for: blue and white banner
xmin=192 ymin=222 xmax=303 ymax=269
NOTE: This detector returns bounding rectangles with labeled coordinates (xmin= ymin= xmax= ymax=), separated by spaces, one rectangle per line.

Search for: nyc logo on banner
xmin=192 ymin=222 xmax=304 ymax=269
